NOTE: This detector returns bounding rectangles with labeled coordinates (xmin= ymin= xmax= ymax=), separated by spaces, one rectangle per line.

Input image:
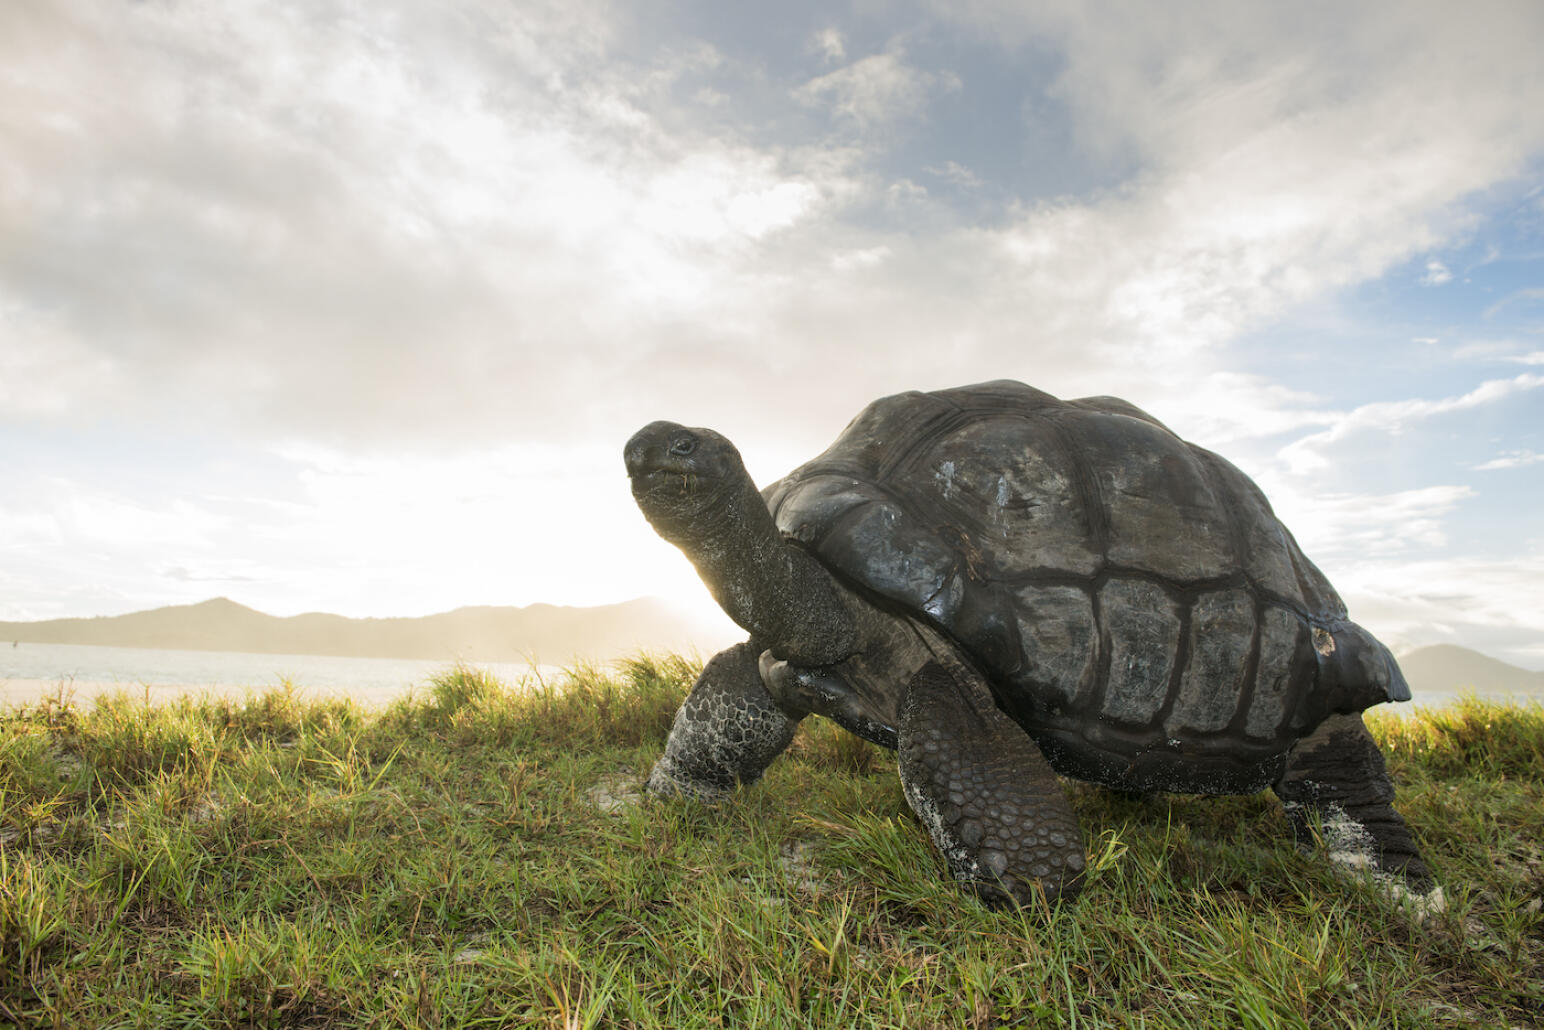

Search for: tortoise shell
xmin=763 ymin=380 xmax=1408 ymax=792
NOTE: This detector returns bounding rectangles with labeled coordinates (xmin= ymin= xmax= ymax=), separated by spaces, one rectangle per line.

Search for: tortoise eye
xmin=669 ymin=436 xmax=697 ymax=457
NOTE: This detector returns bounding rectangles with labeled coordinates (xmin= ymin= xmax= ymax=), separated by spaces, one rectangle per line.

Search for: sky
xmin=2 ymin=0 xmax=1542 ymax=669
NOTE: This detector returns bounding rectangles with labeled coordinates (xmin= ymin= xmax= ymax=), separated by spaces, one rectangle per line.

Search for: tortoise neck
xmin=687 ymin=477 xmax=859 ymax=667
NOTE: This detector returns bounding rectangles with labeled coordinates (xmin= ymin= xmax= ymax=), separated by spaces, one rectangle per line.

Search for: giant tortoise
xmin=624 ymin=380 xmax=1432 ymax=906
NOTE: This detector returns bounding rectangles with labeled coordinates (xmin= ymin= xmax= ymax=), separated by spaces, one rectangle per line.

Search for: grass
xmin=1 ymin=657 xmax=1540 ymax=1029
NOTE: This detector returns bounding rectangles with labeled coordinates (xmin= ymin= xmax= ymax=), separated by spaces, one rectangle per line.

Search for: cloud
xmin=1474 ymin=449 xmax=1544 ymax=471
xmin=1484 ymin=287 xmax=1544 ymax=318
xmin=162 ymin=564 xmax=258 ymax=584
xmin=809 ymin=27 xmax=846 ymax=63
xmin=925 ymin=160 xmax=984 ymax=189
xmin=5 ymin=0 xmax=1542 ymax=465
xmin=793 ymin=47 xmax=961 ymax=129
xmin=1268 ymin=484 xmax=1475 ymax=560
xmin=2 ymin=0 xmax=1542 ymax=499
xmin=1278 ymin=372 xmax=1544 ymax=473
xmin=935 ymin=2 xmax=1544 ymax=331
xmin=0 ymin=469 xmax=241 ymax=620
xmin=0 ymin=1 xmax=876 ymax=445
xmin=1452 ymin=340 xmax=1540 ymax=362
xmin=0 ymin=437 xmax=728 ymax=621
xmin=1421 ymin=260 xmax=1453 ymax=285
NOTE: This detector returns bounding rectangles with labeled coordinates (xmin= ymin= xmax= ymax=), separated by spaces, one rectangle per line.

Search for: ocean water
xmin=1 ymin=641 xmax=558 ymax=704
xmin=3 ymin=641 xmax=1536 ymax=714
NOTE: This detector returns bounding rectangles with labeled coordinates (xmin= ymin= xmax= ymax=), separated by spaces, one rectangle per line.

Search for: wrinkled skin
xmin=624 ymin=389 xmax=1434 ymax=909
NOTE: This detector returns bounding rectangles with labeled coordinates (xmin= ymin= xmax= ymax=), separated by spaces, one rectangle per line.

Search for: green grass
xmin=2 ymin=658 xmax=1541 ymax=1028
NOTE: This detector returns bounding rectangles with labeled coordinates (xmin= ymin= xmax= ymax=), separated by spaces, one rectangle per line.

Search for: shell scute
xmin=1059 ymin=412 xmax=1236 ymax=580
xmin=818 ymin=389 xmax=957 ymax=481
xmin=909 ymin=415 xmax=1101 ymax=579
xmin=1247 ymin=606 xmax=1311 ymax=740
xmin=1172 ymin=589 xmax=1255 ymax=734
xmin=1008 ymin=583 xmax=1098 ymax=706
xmin=765 ymin=475 xmax=869 ymax=547
xmin=1098 ymin=578 xmax=1182 ymax=727
xmin=816 ymin=493 xmax=960 ymax=621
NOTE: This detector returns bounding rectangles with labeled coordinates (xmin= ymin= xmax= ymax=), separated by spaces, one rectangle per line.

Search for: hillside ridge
xmin=1397 ymin=643 xmax=1544 ymax=699
xmin=0 ymin=596 xmax=733 ymax=663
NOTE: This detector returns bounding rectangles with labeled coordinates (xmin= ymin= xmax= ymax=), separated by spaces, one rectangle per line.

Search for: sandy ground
xmin=1 ymin=678 xmax=417 ymax=710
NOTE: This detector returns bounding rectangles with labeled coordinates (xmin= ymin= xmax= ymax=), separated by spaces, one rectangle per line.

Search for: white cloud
xmin=929 ymin=0 xmax=1544 ymax=359
xmin=1145 ymin=372 xmax=1336 ymax=448
xmin=1279 ymin=373 xmax=1544 ymax=473
xmin=0 ymin=1 xmax=868 ymax=445
xmin=1421 ymin=259 xmax=1452 ymax=285
xmin=1452 ymin=339 xmax=1536 ymax=361
xmin=0 ymin=473 xmax=237 ymax=621
xmin=1474 ymin=449 xmax=1544 ymax=471
xmin=810 ymin=27 xmax=846 ymax=63
xmin=1268 ymin=484 xmax=1475 ymax=560
xmin=829 ymin=246 xmax=893 ymax=272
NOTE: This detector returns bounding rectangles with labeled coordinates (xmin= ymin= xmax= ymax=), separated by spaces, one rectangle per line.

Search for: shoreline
xmin=1 ymin=677 xmax=422 ymax=710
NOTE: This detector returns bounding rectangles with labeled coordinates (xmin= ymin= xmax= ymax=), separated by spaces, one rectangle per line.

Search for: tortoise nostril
xmin=623 ymin=441 xmax=648 ymax=477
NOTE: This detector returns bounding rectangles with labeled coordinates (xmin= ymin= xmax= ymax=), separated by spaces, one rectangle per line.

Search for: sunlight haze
xmin=2 ymin=1 xmax=1542 ymax=669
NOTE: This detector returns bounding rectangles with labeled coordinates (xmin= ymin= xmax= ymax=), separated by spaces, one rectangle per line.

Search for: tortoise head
xmin=624 ymin=421 xmax=756 ymax=547
xmin=625 ymin=419 xmax=861 ymax=666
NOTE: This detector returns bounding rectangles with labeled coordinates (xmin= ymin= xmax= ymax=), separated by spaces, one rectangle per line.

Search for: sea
xmin=2 ymin=640 xmax=1538 ymax=714
xmin=1 ymin=641 xmax=561 ymax=709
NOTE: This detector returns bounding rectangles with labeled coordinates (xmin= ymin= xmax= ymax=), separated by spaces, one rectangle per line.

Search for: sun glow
xmin=254 ymin=441 xmax=742 ymax=643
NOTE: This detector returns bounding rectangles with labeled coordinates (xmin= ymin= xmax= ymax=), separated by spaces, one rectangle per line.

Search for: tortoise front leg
xmin=898 ymin=660 xmax=1086 ymax=907
xmin=646 ymin=641 xmax=803 ymax=802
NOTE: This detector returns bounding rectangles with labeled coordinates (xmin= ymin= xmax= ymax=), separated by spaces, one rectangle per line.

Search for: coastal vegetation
xmin=2 ymin=657 xmax=1541 ymax=1028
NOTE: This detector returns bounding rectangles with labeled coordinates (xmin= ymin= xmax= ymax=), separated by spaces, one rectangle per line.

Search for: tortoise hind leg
xmin=1273 ymin=713 xmax=1435 ymax=894
xmin=898 ymin=660 xmax=1086 ymax=907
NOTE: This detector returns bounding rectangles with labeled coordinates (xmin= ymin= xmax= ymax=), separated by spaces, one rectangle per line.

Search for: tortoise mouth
xmin=629 ymin=470 xmax=728 ymax=541
xmin=629 ymin=468 xmax=701 ymax=501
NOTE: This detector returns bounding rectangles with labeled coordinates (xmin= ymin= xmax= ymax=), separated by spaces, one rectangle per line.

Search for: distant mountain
xmin=0 ymin=597 xmax=736 ymax=664
xmin=1396 ymin=644 xmax=1544 ymax=699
